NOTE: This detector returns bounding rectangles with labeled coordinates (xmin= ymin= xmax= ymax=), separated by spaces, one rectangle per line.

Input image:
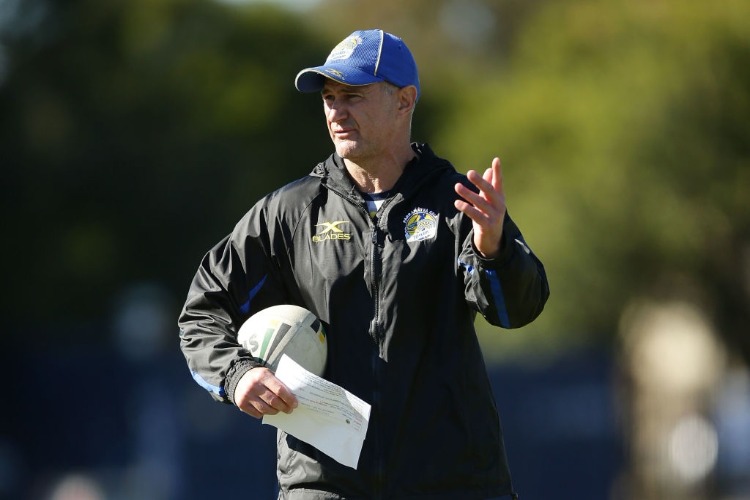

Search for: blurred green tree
xmin=3 ymin=0 xmax=748 ymax=367
xmin=0 ymin=0 xmax=332 ymax=341
xmin=431 ymin=0 xmax=750 ymax=362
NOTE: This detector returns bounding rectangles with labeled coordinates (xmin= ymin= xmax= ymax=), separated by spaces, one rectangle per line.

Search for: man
xmin=179 ymin=29 xmax=549 ymax=499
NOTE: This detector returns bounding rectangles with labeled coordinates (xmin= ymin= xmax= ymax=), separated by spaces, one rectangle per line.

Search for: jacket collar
xmin=312 ymin=143 xmax=452 ymax=199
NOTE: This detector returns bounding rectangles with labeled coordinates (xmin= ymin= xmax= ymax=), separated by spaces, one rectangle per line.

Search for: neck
xmin=343 ymin=144 xmax=415 ymax=193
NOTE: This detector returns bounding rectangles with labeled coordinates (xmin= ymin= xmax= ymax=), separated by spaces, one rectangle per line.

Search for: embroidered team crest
xmin=327 ymin=35 xmax=362 ymax=62
xmin=404 ymin=208 xmax=439 ymax=242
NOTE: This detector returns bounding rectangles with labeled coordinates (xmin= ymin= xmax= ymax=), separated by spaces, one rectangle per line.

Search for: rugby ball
xmin=237 ymin=305 xmax=327 ymax=376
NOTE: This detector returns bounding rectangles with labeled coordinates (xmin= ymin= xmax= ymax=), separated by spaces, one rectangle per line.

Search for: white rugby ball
xmin=237 ymin=305 xmax=327 ymax=376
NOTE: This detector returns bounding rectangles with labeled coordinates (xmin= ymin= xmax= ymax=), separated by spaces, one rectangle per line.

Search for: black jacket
xmin=179 ymin=143 xmax=549 ymax=499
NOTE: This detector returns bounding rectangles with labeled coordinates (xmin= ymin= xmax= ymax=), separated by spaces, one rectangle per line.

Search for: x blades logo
xmin=313 ymin=220 xmax=352 ymax=243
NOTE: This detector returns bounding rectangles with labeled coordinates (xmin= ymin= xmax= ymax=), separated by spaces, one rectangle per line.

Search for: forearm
xmin=461 ymin=214 xmax=549 ymax=328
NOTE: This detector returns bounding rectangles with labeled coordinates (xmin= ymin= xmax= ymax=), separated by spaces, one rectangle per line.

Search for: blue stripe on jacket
xmin=193 ymin=274 xmax=268 ymax=397
xmin=239 ymin=274 xmax=268 ymax=315
xmin=485 ymin=269 xmax=510 ymax=328
xmin=191 ymin=369 xmax=225 ymax=397
xmin=457 ymin=260 xmax=511 ymax=328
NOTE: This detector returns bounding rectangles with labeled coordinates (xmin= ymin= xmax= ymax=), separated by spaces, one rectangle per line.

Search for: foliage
xmin=0 ymin=0 xmax=330 ymax=339
xmin=2 ymin=0 xmax=748 ymax=365
xmin=432 ymin=0 xmax=750 ymax=360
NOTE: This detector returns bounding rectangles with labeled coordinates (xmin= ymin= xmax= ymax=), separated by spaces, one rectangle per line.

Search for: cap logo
xmin=327 ymin=35 xmax=362 ymax=62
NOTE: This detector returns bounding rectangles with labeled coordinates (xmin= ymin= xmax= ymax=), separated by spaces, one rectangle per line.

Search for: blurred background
xmin=2 ymin=0 xmax=748 ymax=498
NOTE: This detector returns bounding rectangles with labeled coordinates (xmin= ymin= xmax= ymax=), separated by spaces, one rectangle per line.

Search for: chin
xmin=334 ymin=142 xmax=359 ymax=159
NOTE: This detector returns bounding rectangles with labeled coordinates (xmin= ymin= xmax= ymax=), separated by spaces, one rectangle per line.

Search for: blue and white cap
xmin=295 ymin=29 xmax=420 ymax=100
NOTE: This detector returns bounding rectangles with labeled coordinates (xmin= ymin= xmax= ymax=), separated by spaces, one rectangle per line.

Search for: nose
xmin=325 ymin=99 xmax=347 ymax=122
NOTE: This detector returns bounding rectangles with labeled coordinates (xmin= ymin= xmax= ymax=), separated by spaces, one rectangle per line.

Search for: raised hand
xmin=454 ymin=157 xmax=506 ymax=258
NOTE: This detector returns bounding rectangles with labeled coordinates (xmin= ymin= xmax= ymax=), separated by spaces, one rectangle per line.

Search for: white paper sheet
xmin=263 ymin=355 xmax=371 ymax=469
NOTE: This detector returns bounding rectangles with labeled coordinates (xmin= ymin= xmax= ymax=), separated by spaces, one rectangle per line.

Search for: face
xmin=321 ymin=80 xmax=403 ymax=163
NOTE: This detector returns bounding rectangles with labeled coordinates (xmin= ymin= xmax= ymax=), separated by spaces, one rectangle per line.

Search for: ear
xmin=397 ymin=85 xmax=418 ymax=113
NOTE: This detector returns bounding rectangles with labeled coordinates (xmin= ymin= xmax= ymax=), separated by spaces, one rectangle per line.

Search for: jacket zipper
xmin=329 ymin=187 xmax=399 ymax=498
xmin=370 ymin=223 xmax=385 ymax=498
xmin=369 ymin=194 xmax=403 ymax=498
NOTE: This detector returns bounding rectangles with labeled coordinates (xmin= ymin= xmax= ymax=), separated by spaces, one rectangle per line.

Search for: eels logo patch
xmin=404 ymin=208 xmax=439 ymax=242
xmin=327 ymin=35 xmax=362 ymax=62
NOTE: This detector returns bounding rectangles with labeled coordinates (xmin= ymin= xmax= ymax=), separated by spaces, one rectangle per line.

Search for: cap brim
xmin=295 ymin=65 xmax=384 ymax=93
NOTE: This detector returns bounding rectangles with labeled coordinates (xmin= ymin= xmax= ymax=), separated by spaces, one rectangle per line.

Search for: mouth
xmin=331 ymin=126 xmax=356 ymax=140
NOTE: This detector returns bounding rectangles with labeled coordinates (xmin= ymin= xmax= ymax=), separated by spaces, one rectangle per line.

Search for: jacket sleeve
xmin=178 ymin=204 xmax=289 ymax=404
xmin=459 ymin=212 xmax=549 ymax=329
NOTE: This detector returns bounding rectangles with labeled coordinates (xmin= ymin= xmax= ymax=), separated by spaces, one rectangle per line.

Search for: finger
xmin=465 ymin=170 xmax=502 ymax=209
xmin=263 ymin=377 xmax=299 ymax=413
xmin=455 ymin=181 xmax=499 ymax=217
xmin=492 ymin=157 xmax=504 ymax=194
xmin=259 ymin=390 xmax=294 ymax=414
xmin=454 ymin=194 xmax=497 ymax=230
xmin=454 ymin=198 xmax=489 ymax=226
xmin=466 ymin=169 xmax=493 ymax=194
xmin=482 ymin=168 xmax=496 ymax=202
xmin=239 ymin=400 xmax=265 ymax=419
